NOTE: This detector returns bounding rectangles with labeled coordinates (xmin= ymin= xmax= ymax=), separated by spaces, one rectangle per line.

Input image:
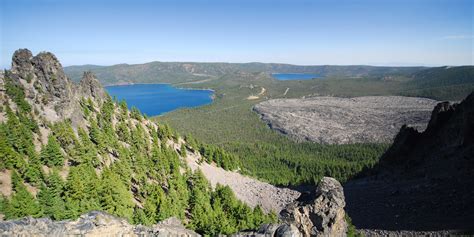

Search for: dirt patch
xmin=0 ymin=170 xmax=12 ymax=197
xmin=247 ymin=87 xmax=266 ymax=100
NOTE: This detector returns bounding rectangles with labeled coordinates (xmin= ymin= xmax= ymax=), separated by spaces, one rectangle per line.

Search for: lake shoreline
xmin=106 ymin=83 xmax=215 ymax=117
xmin=272 ymin=73 xmax=323 ymax=81
xmin=104 ymin=82 xmax=216 ymax=93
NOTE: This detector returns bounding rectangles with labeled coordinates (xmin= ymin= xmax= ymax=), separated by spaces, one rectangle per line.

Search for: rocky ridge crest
xmin=5 ymin=49 xmax=106 ymax=126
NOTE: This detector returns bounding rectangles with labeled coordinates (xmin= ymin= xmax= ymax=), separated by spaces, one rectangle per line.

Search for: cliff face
xmin=381 ymin=93 xmax=473 ymax=168
xmin=344 ymin=92 xmax=474 ymax=231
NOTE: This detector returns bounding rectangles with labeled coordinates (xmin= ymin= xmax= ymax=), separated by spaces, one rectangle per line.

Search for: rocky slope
xmin=254 ymin=96 xmax=439 ymax=144
xmin=184 ymin=150 xmax=300 ymax=213
xmin=344 ymin=92 xmax=474 ymax=232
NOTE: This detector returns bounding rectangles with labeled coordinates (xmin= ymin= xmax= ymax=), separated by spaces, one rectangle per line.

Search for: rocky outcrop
xmin=80 ymin=71 xmax=107 ymax=100
xmin=254 ymin=96 xmax=439 ymax=144
xmin=281 ymin=177 xmax=347 ymax=237
xmin=344 ymin=92 xmax=474 ymax=231
xmin=380 ymin=92 xmax=473 ymax=168
xmin=0 ymin=211 xmax=200 ymax=237
xmin=7 ymin=49 xmax=106 ymax=126
xmin=236 ymin=177 xmax=347 ymax=237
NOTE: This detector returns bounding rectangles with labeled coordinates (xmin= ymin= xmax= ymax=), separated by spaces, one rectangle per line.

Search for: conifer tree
xmin=99 ymin=169 xmax=134 ymax=221
xmin=24 ymin=154 xmax=43 ymax=185
xmin=37 ymin=171 xmax=66 ymax=220
xmin=4 ymin=181 xmax=42 ymax=219
xmin=40 ymin=135 xmax=64 ymax=167
xmin=64 ymin=164 xmax=101 ymax=219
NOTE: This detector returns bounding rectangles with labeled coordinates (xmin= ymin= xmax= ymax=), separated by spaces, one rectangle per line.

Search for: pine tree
xmin=188 ymin=170 xmax=215 ymax=235
xmin=75 ymin=127 xmax=99 ymax=166
xmin=4 ymin=105 xmax=35 ymax=157
xmin=51 ymin=120 xmax=78 ymax=155
xmin=4 ymin=182 xmax=42 ymax=219
xmin=99 ymin=169 xmax=134 ymax=221
xmin=89 ymin=118 xmax=106 ymax=153
xmin=40 ymin=135 xmax=64 ymax=167
xmin=0 ymin=125 xmax=25 ymax=170
xmin=24 ymin=154 xmax=43 ymax=185
xmin=63 ymin=164 xmax=101 ymax=219
xmin=38 ymin=171 xmax=66 ymax=220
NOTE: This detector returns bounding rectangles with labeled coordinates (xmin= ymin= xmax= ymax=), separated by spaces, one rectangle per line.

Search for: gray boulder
xmin=235 ymin=177 xmax=347 ymax=237
xmin=281 ymin=177 xmax=347 ymax=237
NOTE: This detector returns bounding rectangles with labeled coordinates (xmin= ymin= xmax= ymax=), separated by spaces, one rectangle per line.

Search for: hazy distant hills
xmin=400 ymin=66 xmax=474 ymax=100
xmin=64 ymin=62 xmax=428 ymax=85
xmin=65 ymin=62 xmax=474 ymax=101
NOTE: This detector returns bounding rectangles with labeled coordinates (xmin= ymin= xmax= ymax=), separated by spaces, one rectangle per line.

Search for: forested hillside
xmin=400 ymin=66 xmax=474 ymax=100
xmin=0 ymin=49 xmax=275 ymax=235
xmin=65 ymin=62 xmax=425 ymax=85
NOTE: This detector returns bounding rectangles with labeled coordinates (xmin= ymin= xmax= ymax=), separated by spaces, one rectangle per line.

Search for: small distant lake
xmin=272 ymin=73 xmax=322 ymax=80
xmin=106 ymin=84 xmax=213 ymax=116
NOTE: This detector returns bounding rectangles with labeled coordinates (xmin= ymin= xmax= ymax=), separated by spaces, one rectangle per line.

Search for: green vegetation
xmin=159 ymin=74 xmax=393 ymax=185
xmin=0 ymin=76 xmax=275 ymax=235
xmin=345 ymin=214 xmax=363 ymax=237
xmin=159 ymin=67 xmax=472 ymax=185
xmin=399 ymin=66 xmax=474 ymax=100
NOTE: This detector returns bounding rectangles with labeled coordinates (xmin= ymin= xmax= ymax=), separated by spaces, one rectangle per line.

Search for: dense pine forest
xmin=0 ymin=65 xmax=275 ymax=236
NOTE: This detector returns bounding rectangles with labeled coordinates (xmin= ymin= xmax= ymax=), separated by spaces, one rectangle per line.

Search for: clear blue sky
xmin=1 ymin=0 xmax=472 ymax=68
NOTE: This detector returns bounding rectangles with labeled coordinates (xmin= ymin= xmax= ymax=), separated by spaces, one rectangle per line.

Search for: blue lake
xmin=272 ymin=73 xmax=322 ymax=80
xmin=106 ymin=84 xmax=213 ymax=116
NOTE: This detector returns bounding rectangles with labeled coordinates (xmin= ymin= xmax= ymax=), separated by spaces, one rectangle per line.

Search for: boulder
xmin=235 ymin=177 xmax=347 ymax=237
xmin=280 ymin=177 xmax=347 ymax=237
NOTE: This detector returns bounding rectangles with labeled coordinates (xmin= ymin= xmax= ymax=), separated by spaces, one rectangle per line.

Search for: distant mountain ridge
xmin=64 ymin=62 xmax=474 ymax=102
xmin=64 ymin=62 xmax=428 ymax=85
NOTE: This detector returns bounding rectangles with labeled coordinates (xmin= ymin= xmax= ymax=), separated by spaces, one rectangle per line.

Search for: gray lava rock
xmin=235 ymin=177 xmax=347 ymax=237
xmin=281 ymin=177 xmax=347 ymax=237
xmin=254 ymin=96 xmax=439 ymax=144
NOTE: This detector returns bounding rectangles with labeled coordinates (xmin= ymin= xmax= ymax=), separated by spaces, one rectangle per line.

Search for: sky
xmin=1 ymin=0 xmax=473 ymax=68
